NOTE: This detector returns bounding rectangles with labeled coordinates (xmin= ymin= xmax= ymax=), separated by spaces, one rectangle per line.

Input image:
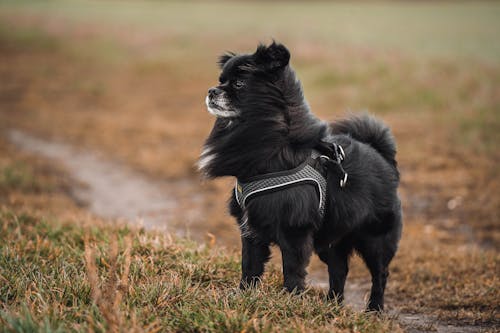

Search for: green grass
xmin=0 ymin=0 xmax=500 ymax=62
xmin=0 ymin=210 xmax=401 ymax=332
xmin=0 ymin=162 xmax=43 ymax=193
xmin=458 ymin=107 xmax=500 ymax=153
xmin=0 ymin=21 xmax=59 ymax=52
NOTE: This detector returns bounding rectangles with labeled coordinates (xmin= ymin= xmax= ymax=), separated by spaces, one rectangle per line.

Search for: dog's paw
xmin=239 ymin=277 xmax=261 ymax=290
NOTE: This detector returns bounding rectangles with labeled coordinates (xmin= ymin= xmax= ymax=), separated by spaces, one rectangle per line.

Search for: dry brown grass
xmin=0 ymin=144 xmax=401 ymax=331
xmin=84 ymin=234 xmax=134 ymax=333
xmin=0 ymin=2 xmax=499 ymax=331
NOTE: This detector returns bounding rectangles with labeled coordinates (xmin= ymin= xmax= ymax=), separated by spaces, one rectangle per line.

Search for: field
xmin=0 ymin=1 xmax=499 ymax=332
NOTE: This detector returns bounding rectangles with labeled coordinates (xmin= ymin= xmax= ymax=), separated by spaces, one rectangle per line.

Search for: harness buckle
xmin=318 ymin=152 xmax=348 ymax=188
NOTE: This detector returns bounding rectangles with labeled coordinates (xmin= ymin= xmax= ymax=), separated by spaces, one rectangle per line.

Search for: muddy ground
xmin=0 ymin=1 xmax=498 ymax=332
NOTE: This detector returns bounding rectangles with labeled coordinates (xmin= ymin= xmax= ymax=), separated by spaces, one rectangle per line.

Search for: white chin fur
xmin=205 ymin=96 xmax=238 ymax=118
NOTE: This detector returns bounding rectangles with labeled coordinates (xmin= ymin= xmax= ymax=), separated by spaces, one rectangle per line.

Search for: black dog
xmin=199 ymin=42 xmax=402 ymax=311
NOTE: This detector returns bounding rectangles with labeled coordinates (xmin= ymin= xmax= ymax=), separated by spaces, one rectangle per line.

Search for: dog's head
xmin=205 ymin=41 xmax=291 ymax=120
xmin=200 ymin=42 xmax=324 ymax=179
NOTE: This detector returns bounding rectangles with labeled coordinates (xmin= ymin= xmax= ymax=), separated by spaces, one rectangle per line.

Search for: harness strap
xmin=234 ymin=142 xmax=348 ymax=220
xmin=235 ymin=154 xmax=327 ymax=218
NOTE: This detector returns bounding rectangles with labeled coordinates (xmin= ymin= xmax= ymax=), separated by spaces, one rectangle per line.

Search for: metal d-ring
xmin=319 ymin=155 xmax=331 ymax=162
xmin=340 ymin=172 xmax=348 ymax=188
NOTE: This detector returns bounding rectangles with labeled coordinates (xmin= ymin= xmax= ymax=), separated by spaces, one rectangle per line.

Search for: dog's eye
xmin=233 ymin=80 xmax=245 ymax=89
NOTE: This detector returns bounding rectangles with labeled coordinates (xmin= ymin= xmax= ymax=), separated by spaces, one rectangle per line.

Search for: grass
xmin=0 ymin=1 xmax=499 ymax=331
xmin=0 ymin=144 xmax=498 ymax=332
xmin=458 ymin=107 xmax=500 ymax=153
xmin=0 ymin=210 xmax=402 ymax=332
xmin=0 ymin=21 xmax=59 ymax=52
xmin=0 ymin=141 xmax=401 ymax=332
xmin=390 ymin=223 xmax=500 ymax=324
xmin=1 ymin=0 xmax=500 ymax=62
xmin=0 ymin=163 xmax=39 ymax=192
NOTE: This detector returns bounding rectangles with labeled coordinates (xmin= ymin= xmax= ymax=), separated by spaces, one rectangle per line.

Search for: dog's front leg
xmin=240 ymin=236 xmax=271 ymax=289
xmin=279 ymin=229 xmax=313 ymax=293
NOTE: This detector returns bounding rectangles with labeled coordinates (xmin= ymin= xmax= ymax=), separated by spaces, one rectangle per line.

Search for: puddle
xmin=7 ymin=129 xmax=203 ymax=232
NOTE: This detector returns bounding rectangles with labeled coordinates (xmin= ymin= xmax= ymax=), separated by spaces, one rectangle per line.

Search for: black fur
xmin=200 ymin=42 xmax=402 ymax=311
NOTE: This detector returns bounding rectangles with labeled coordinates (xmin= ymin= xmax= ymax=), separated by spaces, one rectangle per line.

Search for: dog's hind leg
xmin=356 ymin=208 xmax=402 ymax=311
xmin=240 ymin=237 xmax=271 ymax=289
xmin=318 ymin=240 xmax=353 ymax=304
xmin=355 ymin=228 xmax=400 ymax=311
xmin=356 ymin=240 xmax=390 ymax=311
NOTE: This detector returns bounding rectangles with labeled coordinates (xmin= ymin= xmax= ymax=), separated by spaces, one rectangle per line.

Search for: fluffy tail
xmin=330 ymin=114 xmax=397 ymax=167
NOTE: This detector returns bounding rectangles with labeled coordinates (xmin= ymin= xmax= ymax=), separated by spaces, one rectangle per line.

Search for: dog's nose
xmin=208 ymin=87 xmax=220 ymax=98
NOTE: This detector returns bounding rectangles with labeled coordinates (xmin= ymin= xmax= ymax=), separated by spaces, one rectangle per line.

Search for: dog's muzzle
xmin=205 ymin=88 xmax=238 ymax=118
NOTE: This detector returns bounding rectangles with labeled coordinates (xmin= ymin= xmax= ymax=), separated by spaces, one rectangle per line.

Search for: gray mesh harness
xmin=235 ymin=151 xmax=328 ymax=218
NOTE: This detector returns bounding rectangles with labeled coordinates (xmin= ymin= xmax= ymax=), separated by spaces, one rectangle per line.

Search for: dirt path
xmin=308 ymin=274 xmax=485 ymax=333
xmin=5 ymin=129 xmax=487 ymax=333
xmin=7 ymin=129 xmax=204 ymax=232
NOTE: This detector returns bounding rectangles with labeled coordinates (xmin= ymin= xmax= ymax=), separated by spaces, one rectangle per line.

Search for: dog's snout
xmin=208 ymin=87 xmax=221 ymax=98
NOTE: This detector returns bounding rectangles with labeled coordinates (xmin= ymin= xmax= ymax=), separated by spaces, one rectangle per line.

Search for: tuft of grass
xmin=0 ymin=305 xmax=65 ymax=333
xmin=458 ymin=107 xmax=500 ymax=154
xmin=0 ymin=21 xmax=59 ymax=53
xmin=0 ymin=162 xmax=41 ymax=193
xmin=0 ymin=210 xmax=401 ymax=332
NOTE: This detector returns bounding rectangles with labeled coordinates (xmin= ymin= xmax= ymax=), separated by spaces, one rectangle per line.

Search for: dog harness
xmin=234 ymin=142 xmax=347 ymax=219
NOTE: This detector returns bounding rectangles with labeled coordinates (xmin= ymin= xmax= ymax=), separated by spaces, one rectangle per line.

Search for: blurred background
xmin=0 ymin=0 xmax=498 ymax=328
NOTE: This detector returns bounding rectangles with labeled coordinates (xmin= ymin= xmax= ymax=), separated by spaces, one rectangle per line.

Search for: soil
xmin=6 ymin=129 xmax=204 ymax=232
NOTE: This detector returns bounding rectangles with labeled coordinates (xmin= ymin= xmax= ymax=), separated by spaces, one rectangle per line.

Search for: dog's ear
xmin=254 ymin=41 xmax=290 ymax=71
xmin=218 ymin=52 xmax=235 ymax=69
